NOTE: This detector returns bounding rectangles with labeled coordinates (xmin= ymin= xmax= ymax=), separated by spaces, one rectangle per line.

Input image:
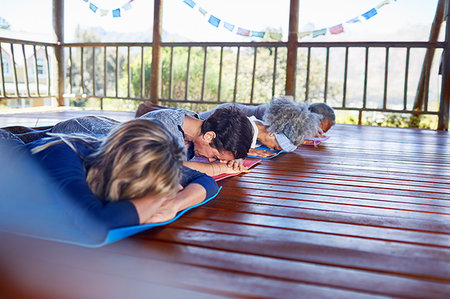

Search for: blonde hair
xmin=34 ymin=118 xmax=184 ymax=202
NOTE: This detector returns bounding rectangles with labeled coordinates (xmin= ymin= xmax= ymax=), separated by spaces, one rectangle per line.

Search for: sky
xmin=0 ymin=0 xmax=441 ymax=42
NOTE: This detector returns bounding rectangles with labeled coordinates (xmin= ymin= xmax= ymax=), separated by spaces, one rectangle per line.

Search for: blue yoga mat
xmin=0 ymin=141 xmax=221 ymax=248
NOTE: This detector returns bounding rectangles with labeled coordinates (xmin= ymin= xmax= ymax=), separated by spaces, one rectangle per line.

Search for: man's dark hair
xmin=201 ymin=106 xmax=253 ymax=159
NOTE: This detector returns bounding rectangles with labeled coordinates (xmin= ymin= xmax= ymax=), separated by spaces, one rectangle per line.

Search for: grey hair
xmin=309 ymin=102 xmax=336 ymax=125
xmin=263 ymin=96 xmax=322 ymax=146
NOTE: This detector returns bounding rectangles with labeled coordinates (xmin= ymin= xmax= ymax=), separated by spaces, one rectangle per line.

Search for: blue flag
xmin=362 ymin=8 xmax=377 ymax=20
xmin=251 ymin=31 xmax=265 ymax=38
xmin=112 ymin=8 xmax=121 ymax=18
xmin=224 ymin=22 xmax=235 ymax=32
xmin=208 ymin=15 xmax=221 ymax=27
xmin=183 ymin=0 xmax=196 ymax=8
xmin=89 ymin=3 xmax=98 ymax=13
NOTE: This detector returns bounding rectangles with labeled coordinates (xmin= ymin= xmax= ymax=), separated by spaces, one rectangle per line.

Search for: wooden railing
xmin=0 ymin=37 xmax=448 ymax=128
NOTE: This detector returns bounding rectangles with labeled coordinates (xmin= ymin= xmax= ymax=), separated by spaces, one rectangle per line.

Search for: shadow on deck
xmin=1 ymin=109 xmax=450 ymax=298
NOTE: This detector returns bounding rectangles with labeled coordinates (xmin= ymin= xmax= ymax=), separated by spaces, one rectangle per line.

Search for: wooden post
xmin=285 ymin=0 xmax=299 ymax=98
xmin=438 ymin=0 xmax=450 ymax=130
xmin=151 ymin=0 xmax=162 ymax=104
xmin=53 ymin=0 xmax=64 ymax=106
xmin=413 ymin=0 xmax=444 ymax=113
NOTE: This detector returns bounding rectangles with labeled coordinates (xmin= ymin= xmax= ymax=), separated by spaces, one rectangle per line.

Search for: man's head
xmin=195 ymin=106 xmax=253 ymax=162
xmin=308 ymin=102 xmax=335 ymax=133
xmin=263 ymin=97 xmax=322 ymax=151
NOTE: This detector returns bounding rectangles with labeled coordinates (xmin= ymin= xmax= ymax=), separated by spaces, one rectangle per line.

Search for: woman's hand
xmin=133 ymin=183 xmax=207 ymax=224
xmin=222 ymin=159 xmax=250 ymax=174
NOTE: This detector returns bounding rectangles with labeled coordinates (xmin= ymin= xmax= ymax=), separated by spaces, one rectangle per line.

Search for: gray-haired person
xmin=135 ymin=97 xmax=335 ymax=157
xmin=198 ymin=97 xmax=335 ymax=156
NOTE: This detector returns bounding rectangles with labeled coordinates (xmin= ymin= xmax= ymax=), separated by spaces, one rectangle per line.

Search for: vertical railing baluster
xmin=363 ymin=47 xmax=369 ymax=109
xmin=81 ymin=47 xmax=84 ymax=95
xmin=127 ymin=46 xmax=131 ymax=98
xmin=115 ymin=46 xmax=119 ymax=98
xmin=185 ymin=46 xmax=191 ymax=100
xmin=201 ymin=46 xmax=207 ymax=101
xmin=169 ymin=46 xmax=174 ymax=99
xmin=141 ymin=46 xmax=145 ymax=98
xmin=233 ymin=46 xmax=240 ymax=102
xmin=250 ymin=47 xmax=258 ymax=104
xmin=383 ymin=47 xmax=389 ymax=110
xmin=45 ymin=46 xmax=50 ymax=96
xmin=324 ymin=47 xmax=329 ymax=103
xmin=361 ymin=46 xmax=369 ymax=125
xmin=67 ymin=46 xmax=72 ymax=96
xmin=272 ymin=46 xmax=278 ymax=98
xmin=22 ymin=44 xmax=30 ymax=97
xmin=10 ymin=43 xmax=19 ymax=96
xmin=305 ymin=46 xmax=311 ymax=101
xmin=92 ymin=47 xmax=96 ymax=97
xmin=217 ymin=46 xmax=223 ymax=102
xmin=342 ymin=46 xmax=349 ymax=108
xmin=103 ymin=46 xmax=107 ymax=98
xmin=403 ymin=47 xmax=410 ymax=111
xmin=0 ymin=43 xmax=6 ymax=97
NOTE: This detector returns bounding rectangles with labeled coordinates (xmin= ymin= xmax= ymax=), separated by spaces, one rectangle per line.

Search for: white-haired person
xmin=135 ymin=97 xmax=335 ymax=157
xmin=1 ymin=118 xmax=218 ymax=241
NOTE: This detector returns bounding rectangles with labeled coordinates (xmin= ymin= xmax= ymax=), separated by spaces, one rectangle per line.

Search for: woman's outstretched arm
xmin=132 ymin=166 xmax=218 ymax=224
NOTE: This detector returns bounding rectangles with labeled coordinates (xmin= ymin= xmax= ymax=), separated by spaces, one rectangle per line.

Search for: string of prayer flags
xmin=306 ymin=0 xmax=397 ymax=39
xmin=179 ymin=0 xmax=397 ymax=40
xmin=82 ymin=0 xmax=135 ymax=18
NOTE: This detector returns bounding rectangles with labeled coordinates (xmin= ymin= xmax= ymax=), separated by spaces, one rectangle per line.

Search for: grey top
xmin=140 ymin=108 xmax=197 ymax=159
xmin=199 ymin=103 xmax=267 ymax=121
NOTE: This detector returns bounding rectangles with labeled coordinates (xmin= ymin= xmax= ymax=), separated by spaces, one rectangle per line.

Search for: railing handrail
xmin=0 ymin=37 xmax=57 ymax=47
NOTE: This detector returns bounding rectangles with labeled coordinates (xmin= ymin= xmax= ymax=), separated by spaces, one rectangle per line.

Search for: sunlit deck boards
xmin=1 ymin=110 xmax=450 ymax=298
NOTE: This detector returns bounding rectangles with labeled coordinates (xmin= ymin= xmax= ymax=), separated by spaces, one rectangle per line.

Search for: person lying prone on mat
xmin=22 ymin=118 xmax=219 ymax=240
xmin=4 ymin=106 xmax=254 ymax=176
xmin=136 ymin=97 xmax=335 ymax=157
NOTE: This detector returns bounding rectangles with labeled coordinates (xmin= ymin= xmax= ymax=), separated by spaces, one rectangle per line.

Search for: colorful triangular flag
xmin=376 ymin=0 xmax=391 ymax=10
xmin=223 ymin=22 xmax=235 ymax=32
xmin=362 ymin=8 xmax=377 ymax=20
xmin=312 ymin=28 xmax=327 ymax=38
xmin=346 ymin=16 xmax=361 ymax=24
xmin=329 ymin=24 xmax=344 ymax=35
xmin=122 ymin=2 xmax=132 ymax=11
xmin=237 ymin=27 xmax=251 ymax=36
xmin=112 ymin=8 xmax=121 ymax=18
xmin=198 ymin=7 xmax=207 ymax=16
xmin=100 ymin=9 xmax=109 ymax=16
xmin=251 ymin=31 xmax=265 ymax=38
xmin=299 ymin=31 xmax=312 ymax=39
xmin=208 ymin=15 xmax=221 ymax=27
xmin=269 ymin=32 xmax=282 ymax=40
xmin=89 ymin=3 xmax=98 ymax=13
xmin=183 ymin=0 xmax=196 ymax=8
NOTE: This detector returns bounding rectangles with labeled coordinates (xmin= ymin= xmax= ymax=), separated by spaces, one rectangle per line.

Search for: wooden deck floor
xmin=1 ymin=110 xmax=450 ymax=298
